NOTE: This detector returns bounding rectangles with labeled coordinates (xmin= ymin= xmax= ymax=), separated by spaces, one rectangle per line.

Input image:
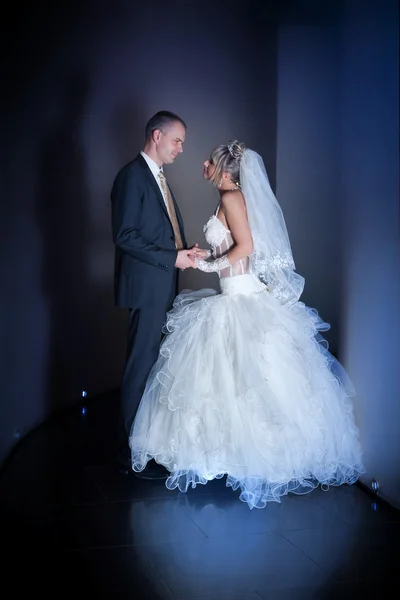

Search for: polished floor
xmin=1 ymin=389 xmax=399 ymax=599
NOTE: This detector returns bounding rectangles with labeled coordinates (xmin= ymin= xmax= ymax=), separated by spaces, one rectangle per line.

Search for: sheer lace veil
xmin=240 ymin=149 xmax=305 ymax=305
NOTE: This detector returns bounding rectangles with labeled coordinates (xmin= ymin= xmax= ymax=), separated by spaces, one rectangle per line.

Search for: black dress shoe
xmin=116 ymin=463 xmax=131 ymax=476
xmin=116 ymin=453 xmax=134 ymax=476
xmin=116 ymin=457 xmax=169 ymax=480
xmin=134 ymin=460 xmax=169 ymax=480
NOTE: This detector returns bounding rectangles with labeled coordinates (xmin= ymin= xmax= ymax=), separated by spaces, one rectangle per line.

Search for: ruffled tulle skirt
xmin=129 ymin=274 xmax=364 ymax=509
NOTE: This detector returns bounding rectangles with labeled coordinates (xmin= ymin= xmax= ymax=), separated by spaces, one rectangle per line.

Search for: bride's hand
xmin=190 ymin=245 xmax=211 ymax=259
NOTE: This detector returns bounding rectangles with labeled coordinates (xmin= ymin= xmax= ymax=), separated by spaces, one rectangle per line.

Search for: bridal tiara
xmin=228 ymin=142 xmax=244 ymax=160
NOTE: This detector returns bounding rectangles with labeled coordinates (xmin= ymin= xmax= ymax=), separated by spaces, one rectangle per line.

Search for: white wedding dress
xmin=129 ymin=207 xmax=364 ymax=509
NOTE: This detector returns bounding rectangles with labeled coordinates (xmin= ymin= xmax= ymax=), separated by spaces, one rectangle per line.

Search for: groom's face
xmin=156 ymin=121 xmax=186 ymax=165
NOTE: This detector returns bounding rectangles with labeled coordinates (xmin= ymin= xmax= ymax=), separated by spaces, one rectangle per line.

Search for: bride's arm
xmin=221 ymin=191 xmax=253 ymax=264
xmin=195 ymin=191 xmax=253 ymax=272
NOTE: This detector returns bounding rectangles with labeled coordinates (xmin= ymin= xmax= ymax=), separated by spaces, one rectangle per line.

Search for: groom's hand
xmin=175 ymin=249 xmax=198 ymax=270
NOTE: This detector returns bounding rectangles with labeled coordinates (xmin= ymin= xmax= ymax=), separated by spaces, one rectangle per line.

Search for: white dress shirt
xmin=140 ymin=151 xmax=169 ymax=213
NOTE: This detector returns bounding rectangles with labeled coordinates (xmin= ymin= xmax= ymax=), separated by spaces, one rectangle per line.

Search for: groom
xmin=111 ymin=110 xmax=197 ymax=478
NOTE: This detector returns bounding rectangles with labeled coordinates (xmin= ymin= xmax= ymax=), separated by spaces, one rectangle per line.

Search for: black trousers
xmin=117 ymin=274 xmax=178 ymax=464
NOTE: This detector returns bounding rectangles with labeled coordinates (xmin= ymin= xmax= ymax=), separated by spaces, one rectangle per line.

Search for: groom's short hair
xmin=145 ymin=111 xmax=186 ymax=142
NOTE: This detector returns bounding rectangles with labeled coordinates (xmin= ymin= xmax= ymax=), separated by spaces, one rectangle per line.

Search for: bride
xmin=129 ymin=140 xmax=364 ymax=509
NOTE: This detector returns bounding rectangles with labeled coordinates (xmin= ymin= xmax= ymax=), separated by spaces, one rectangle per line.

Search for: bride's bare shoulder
xmin=221 ymin=189 xmax=244 ymax=205
xmin=221 ymin=190 xmax=246 ymax=216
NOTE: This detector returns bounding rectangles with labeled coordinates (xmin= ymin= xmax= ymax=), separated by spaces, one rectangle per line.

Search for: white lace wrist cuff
xmin=196 ymin=255 xmax=230 ymax=273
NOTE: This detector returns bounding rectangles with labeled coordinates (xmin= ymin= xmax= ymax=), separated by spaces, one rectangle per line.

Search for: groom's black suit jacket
xmin=111 ymin=153 xmax=187 ymax=310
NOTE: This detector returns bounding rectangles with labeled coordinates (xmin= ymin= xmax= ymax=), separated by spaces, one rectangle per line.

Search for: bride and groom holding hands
xmin=111 ymin=110 xmax=363 ymax=509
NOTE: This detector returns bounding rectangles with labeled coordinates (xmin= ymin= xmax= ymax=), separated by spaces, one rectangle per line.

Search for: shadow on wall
xmin=35 ymin=71 xmax=99 ymax=415
xmin=109 ymin=97 xmax=150 ymax=168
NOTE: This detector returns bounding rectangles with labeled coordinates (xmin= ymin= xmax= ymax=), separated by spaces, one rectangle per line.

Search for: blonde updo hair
xmin=209 ymin=139 xmax=246 ymax=188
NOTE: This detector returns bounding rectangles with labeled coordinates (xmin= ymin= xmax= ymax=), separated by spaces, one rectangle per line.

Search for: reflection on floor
xmin=1 ymin=390 xmax=399 ymax=598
